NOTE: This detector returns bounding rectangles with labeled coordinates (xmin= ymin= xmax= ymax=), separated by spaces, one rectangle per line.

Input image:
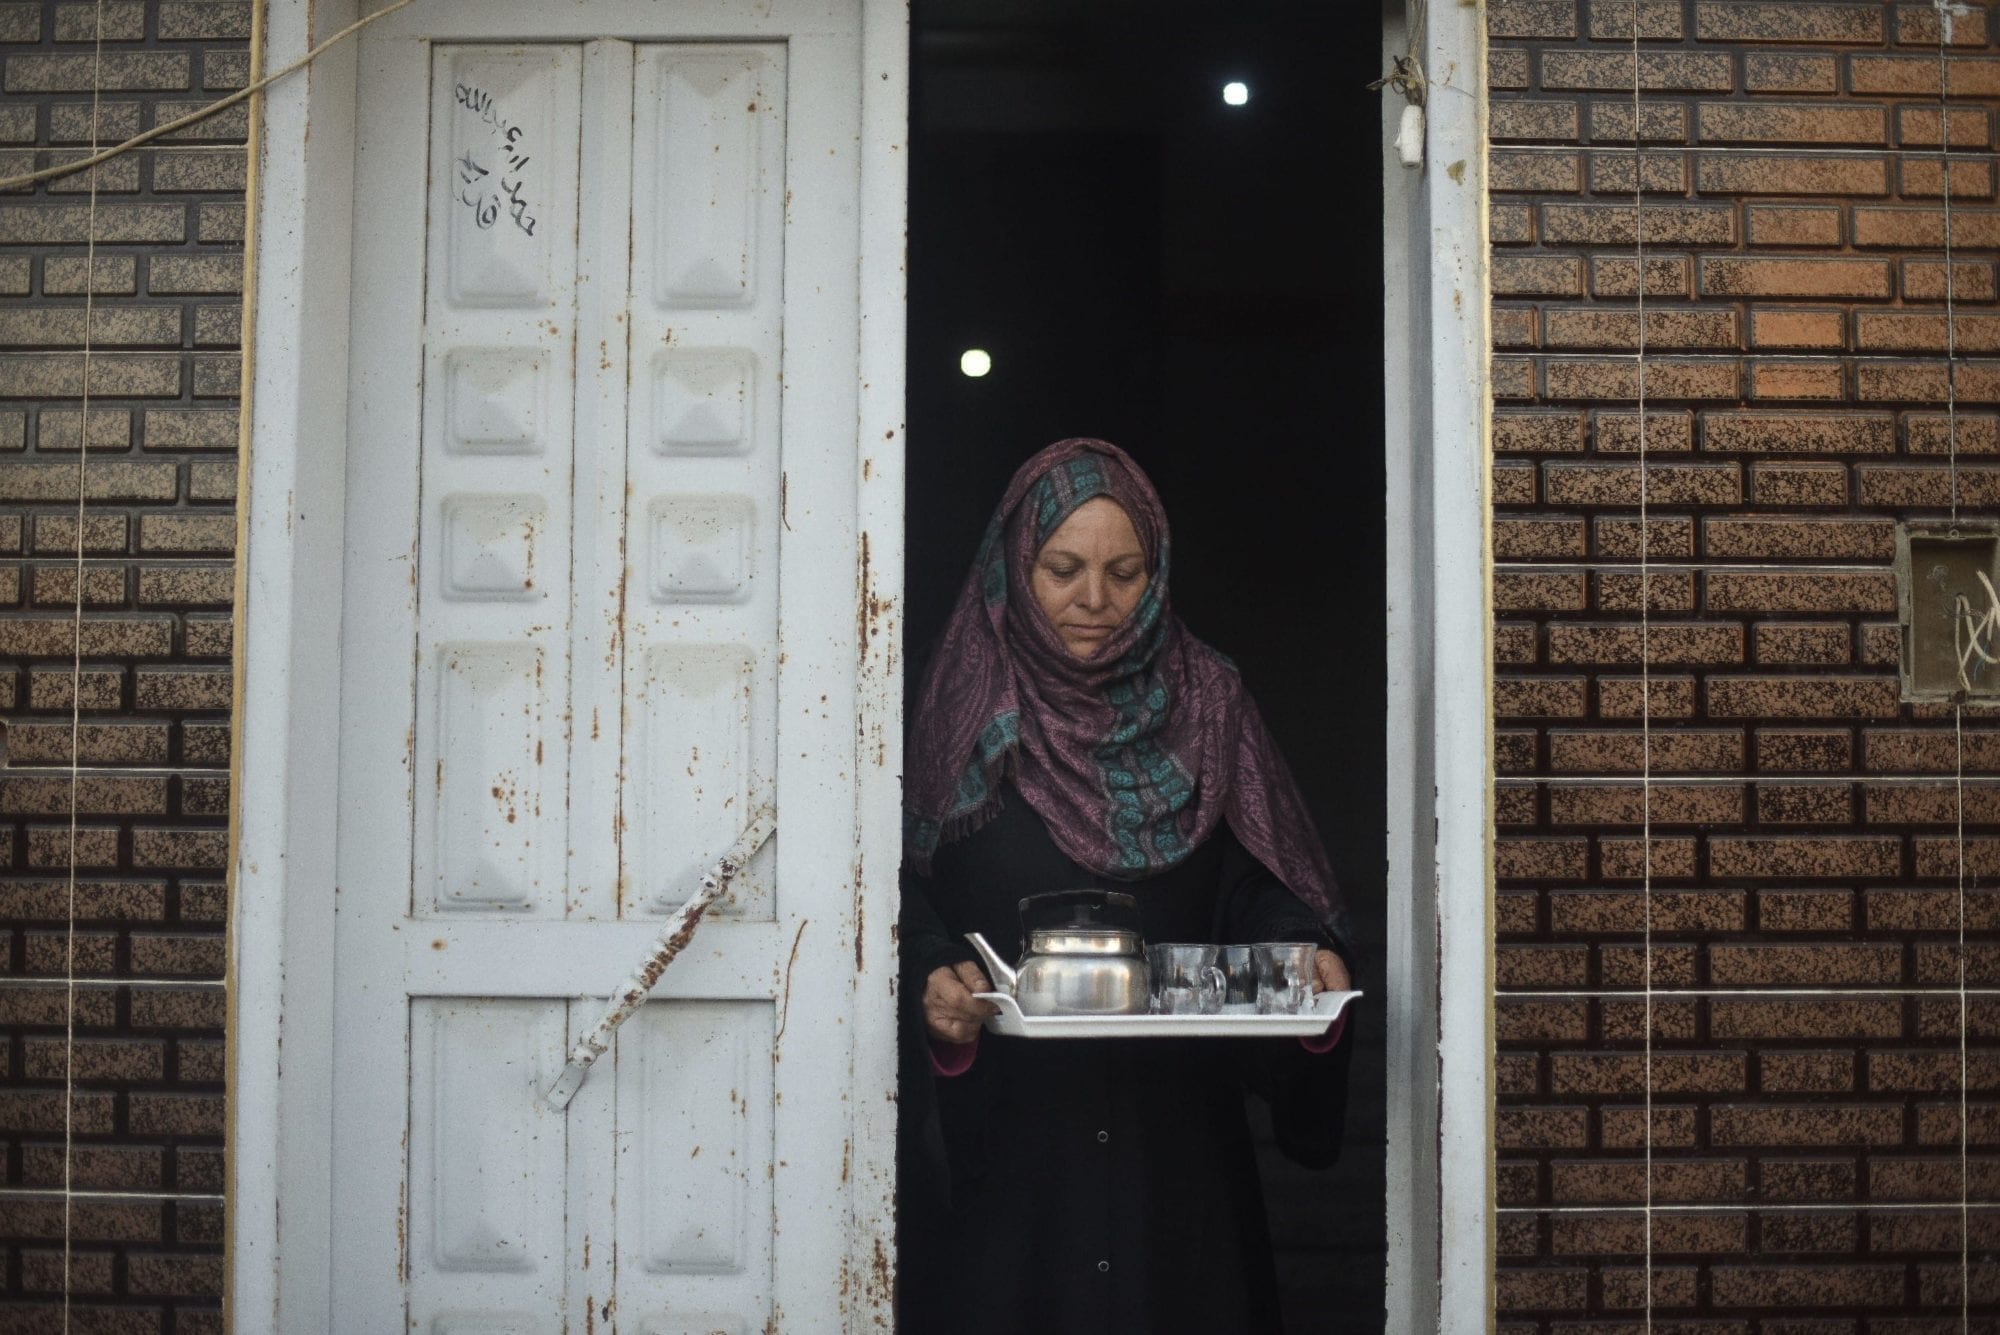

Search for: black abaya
xmin=898 ymin=792 xmax=1353 ymax=1335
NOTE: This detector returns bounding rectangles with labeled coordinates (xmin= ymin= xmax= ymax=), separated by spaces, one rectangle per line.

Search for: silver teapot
xmin=965 ymin=890 xmax=1151 ymax=1016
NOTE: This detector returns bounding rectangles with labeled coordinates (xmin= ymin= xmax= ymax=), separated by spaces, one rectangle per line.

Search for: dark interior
xmin=899 ymin=1 xmax=1388 ymax=1327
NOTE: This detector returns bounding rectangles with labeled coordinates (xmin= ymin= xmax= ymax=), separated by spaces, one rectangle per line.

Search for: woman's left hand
xmin=1312 ymin=949 xmax=1351 ymax=994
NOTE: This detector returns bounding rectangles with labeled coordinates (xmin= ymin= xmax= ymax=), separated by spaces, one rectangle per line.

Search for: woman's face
xmin=1030 ymin=496 xmax=1149 ymax=660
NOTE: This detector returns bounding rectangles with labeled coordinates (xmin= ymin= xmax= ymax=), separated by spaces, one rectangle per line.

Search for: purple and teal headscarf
xmin=904 ymin=438 xmax=1348 ymax=943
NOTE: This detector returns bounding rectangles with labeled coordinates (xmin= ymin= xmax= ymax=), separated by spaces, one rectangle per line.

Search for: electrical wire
xmin=0 ymin=0 xmax=419 ymax=193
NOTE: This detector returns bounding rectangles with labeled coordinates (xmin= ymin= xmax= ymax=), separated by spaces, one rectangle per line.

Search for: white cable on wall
xmin=1629 ymin=18 xmax=1654 ymax=1332
xmin=1935 ymin=2 xmax=1971 ymax=1319
xmin=59 ymin=2 xmax=107 ymax=1325
xmin=0 ymin=0 xmax=419 ymax=193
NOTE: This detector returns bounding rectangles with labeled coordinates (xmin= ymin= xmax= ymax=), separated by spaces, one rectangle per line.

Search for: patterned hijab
xmin=904 ymin=438 xmax=1348 ymax=942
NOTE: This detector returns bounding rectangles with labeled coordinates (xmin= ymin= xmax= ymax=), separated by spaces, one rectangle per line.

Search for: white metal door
xmin=325 ymin=6 xmax=894 ymax=1329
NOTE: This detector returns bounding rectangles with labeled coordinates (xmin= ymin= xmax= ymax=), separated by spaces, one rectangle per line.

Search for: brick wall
xmin=0 ymin=1 xmax=246 ymax=1329
xmin=1489 ymin=0 xmax=2000 ymax=1327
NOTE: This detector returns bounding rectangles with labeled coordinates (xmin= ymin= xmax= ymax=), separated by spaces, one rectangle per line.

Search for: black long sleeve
xmin=1208 ymin=824 xmax=1355 ymax=1169
xmin=900 ymin=861 xmax=978 ymax=990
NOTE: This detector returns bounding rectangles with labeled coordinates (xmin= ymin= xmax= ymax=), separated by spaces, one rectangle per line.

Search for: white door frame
xmin=1381 ymin=0 xmax=1493 ymax=1331
xmin=227 ymin=0 xmax=1483 ymax=1328
xmin=225 ymin=1 xmax=907 ymax=1328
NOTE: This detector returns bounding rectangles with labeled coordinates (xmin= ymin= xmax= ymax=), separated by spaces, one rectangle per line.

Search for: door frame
xmin=1380 ymin=0 xmax=1493 ymax=1331
xmin=225 ymin=1 xmax=908 ymax=1328
xmin=227 ymin=0 xmax=1488 ymax=1329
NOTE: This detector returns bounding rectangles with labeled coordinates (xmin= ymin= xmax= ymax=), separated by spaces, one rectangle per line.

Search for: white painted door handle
xmin=545 ymin=805 xmax=777 ymax=1109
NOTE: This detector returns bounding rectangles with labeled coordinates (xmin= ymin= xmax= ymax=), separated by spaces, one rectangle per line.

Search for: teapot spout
xmin=964 ymin=932 xmax=1017 ymax=993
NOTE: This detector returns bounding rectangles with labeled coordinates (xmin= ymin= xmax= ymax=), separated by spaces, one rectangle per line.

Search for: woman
xmin=900 ymin=438 xmax=1357 ymax=1334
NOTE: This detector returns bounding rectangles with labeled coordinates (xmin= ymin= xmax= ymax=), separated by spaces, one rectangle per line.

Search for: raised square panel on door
xmin=645 ymin=48 xmax=778 ymax=309
xmin=616 ymin=1000 xmax=775 ymax=1331
xmin=630 ymin=644 xmax=775 ymax=916
xmin=417 ymin=643 xmax=554 ymax=912
xmin=445 ymin=348 xmax=549 ymax=456
xmin=409 ymin=998 xmax=567 ymax=1330
xmin=624 ymin=44 xmax=786 ymax=923
xmin=650 ymin=350 xmax=757 ymax=457
xmin=435 ymin=48 xmax=578 ymax=310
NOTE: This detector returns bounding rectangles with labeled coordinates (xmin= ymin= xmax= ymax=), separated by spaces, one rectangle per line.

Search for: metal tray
xmin=973 ymin=989 xmax=1360 ymax=1039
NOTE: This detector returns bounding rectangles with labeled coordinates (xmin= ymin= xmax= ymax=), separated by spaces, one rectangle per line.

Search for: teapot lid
xmin=1028 ymin=927 xmax=1143 ymax=956
xmin=1017 ymin=889 xmax=1140 ymax=935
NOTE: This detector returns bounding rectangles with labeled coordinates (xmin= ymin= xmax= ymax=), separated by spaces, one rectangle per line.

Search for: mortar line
xmin=1497 ymin=1202 xmax=2000 ymax=1216
xmin=1497 ymin=987 xmax=2000 ymax=999
xmin=0 ymin=1188 xmax=225 ymax=1204
xmin=0 ymin=976 xmax=226 ymax=990
xmin=1488 ymin=144 xmax=2000 ymax=161
xmin=1507 ymin=351 xmax=1984 ymax=364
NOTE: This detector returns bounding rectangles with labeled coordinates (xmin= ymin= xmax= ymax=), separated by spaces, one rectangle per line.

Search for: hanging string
xmin=1933 ymin=3 xmax=1970 ymax=1323
xmin=1368 ymin=0 xmax=1427 ymax=105
xmin=1629 ymin=17 xmax=1654 ymax=1333
xmin=0 ymin=0 xmax=419 ymax=193
xmin=61 ymin=3 xmax=107 ymax=1325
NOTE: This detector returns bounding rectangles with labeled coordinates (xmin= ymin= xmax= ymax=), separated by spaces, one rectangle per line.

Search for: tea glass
xmin=1215 ymin=945 xmax=1259 ymax=1014
xmin=1148 ymin=944 xmax=1224 ymax=1015
xmin=1253 ymin=942 xmax=1317 ymax=1015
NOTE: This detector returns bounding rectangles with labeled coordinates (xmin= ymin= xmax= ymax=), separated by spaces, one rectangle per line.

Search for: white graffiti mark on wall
xmin=453 ymin=82 xmax=538 ymax=236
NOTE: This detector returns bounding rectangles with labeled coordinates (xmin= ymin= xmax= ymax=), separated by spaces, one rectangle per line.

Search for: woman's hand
xmin=924 ymin=961 xmax=999 ymax=1045
xmin=1312 ymin=949 xmax=1351 ymax=994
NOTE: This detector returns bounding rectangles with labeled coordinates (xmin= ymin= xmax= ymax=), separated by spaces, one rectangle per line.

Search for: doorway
xmin=900 ymin=1 xmax=1389 ymax=1327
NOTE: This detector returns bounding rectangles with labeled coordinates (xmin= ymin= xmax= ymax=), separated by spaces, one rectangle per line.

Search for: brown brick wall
xmin=1491 ymin=0 xmax=2000 ymax=1326
xmin=0 ymin=1 xmax=245 ymax=1329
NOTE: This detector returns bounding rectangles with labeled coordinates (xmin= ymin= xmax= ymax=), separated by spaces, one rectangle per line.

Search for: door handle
xmin=545 ymin=804 xmax=777 ymax=1109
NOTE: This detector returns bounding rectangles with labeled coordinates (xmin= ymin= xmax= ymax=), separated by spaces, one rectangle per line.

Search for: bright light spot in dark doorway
xmin=959 ymin=348 xmax=993 ymax=377
xmin=1221 ymin=81 xmax=1249 ymax=106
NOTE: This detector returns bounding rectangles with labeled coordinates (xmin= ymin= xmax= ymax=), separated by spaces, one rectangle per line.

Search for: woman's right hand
xmin=923 ymin=961 xmax=998 ymax=1045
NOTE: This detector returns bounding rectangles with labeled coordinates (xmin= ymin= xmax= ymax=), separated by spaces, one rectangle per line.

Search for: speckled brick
xmin=131 ymin=668 xmax=228 ymax=711
xmin=1544 ymin=462 xmax=1742 ymax=506
xmin=1709 ymin=835 xmax=1901 ymax=879
xmin=1542 ymin=203 xmax=1738 ymax=247
xmin=1708 ymin=675 xmax=1902 ymax=719
xmin=1755 ymin=728 xmax=1853 ymax=772
xmin=1547 ymin=622 xmax=1744 ymax=665
xmin=1547 ymin=730 xmax=1744 ymax=776
xmin=1705 ymin=570 xmax=1897 ymax=615
xmin=1598 ymin=835 xmax=1698 ymax=880
xmin=1595 ymin=410 xmax=1695 ymax=453
xmin=1849 ymin=54 xmax=1997 ymax=97
xmin=1754 ymin=779 xmax=1856 ymax=823
xmin=1542 ymin=50 xmax=1735 ymax=92
xmin=1696 ymin=114 xmax=1888 ymax=156
xmin=1590 ymin=515 xmax=1693 ymax=559
xmin=1702 ymin=413 xmax=1896 ymax=456
xmin=1753 ymin=623 xmax=1852 ymax=667
xmin=1596 ymin=675 xmax=1699 ymax=718
xmin=1865 ymin=728 xmax=2000 ymax=773
xmin=1591 ymin=254 xmax=1690 ymax=298
xmin=1701 ymin=257 xmax=1895 ymax=300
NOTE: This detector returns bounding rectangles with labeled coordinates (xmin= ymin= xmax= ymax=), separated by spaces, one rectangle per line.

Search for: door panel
xmin=338 ymin=10 xmax=868 ymax=1329
xmin=417 ymin=43 xmax=582 ymax=924
xmin=623 ymin=44 xmax=786 ymax=923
